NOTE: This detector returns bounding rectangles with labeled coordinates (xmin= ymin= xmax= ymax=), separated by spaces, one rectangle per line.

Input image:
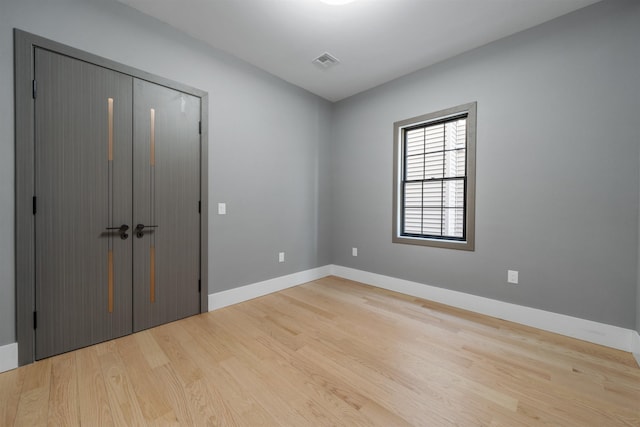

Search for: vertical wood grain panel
xmin=34 ymin=48 xmax=133 ymax=359
xmin=133 ymin=79 xmax=201 ymax=331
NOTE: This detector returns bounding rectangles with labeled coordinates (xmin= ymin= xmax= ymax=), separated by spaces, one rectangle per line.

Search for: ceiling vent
xmin=313 ymin=52 xmax=340 ymax=69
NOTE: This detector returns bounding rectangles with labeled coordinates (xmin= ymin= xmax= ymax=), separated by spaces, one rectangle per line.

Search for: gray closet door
xmin=34 ymin=48 xmax=133 ymax=359
xmin=132 ymin=79 xmax=201 ymax=332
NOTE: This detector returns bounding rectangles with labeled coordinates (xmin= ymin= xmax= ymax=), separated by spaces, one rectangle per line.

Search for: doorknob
xmin=135 ymin=224 xmax=158 ymax=238
xmin=106 ymin=224 xmax=129 ymax=240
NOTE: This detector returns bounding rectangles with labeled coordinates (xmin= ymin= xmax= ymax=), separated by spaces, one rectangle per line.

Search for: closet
xmin=15 ymin=30 xmax=208 ymax=363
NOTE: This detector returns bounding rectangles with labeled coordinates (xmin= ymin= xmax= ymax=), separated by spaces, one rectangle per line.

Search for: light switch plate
xmin=279 ymin=252 xmax=285 ymax=263
xmin=218 ymin=203 xmax=226 ymax=215
xmin=507 ymin=270 xmax=519 ymax=284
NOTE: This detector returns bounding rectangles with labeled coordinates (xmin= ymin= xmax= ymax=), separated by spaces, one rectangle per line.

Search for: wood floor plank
xmin=0 ymin=364 xmax=25 ymax=426
xmin=220 ymin=356 xmax=318 ymax=426
xmin=134 ymin=330 xmax=170 ymax=369
xmin=149 ymin=324 xmax=203 ymax=387
xmin=199 ymin=311 xmax=345 ymax=425
xmin=13 ymin=358 xmax=52 ymax=426
xmin=76 ymin=346 xmax=114 ymax=426
xmin=220 ymin=306 xmax=376 ymax=426
xmin=2 ymin=276 xmax=639 ymax=426
xmin=97 ymin=342 xmax=147 ymax=426
xmin=149 ymin=364 xmax=196 ymax=426
xmin=183 ymin=376 xmax=236 ymax=426
xmin=116 ymin=334 xmax=173 ymax=424
xmin=47 ymin=352 xmax=80 ymax=426
xmin=160 ymin=322 xmax=243 ymax=426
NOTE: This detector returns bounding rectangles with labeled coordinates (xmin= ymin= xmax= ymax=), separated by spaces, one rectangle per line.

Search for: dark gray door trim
xmin=14 ymin=29 xmax=209 ymax=366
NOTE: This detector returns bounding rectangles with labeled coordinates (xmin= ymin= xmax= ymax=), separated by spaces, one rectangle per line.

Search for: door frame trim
xmin=14 ymin=29 xmax=209 ymax=366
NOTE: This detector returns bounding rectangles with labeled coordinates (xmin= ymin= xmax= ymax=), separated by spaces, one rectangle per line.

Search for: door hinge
xmin=198 ymin=279 xmax=201 ymax=293
xmin=198 ymin=200 xmax=201 ymax=214
xmin=198 ymin=121 xmax=201 ymax=135
xmin=33 ymin=311 xmax=38 ymax=329
xmin=32 ymin=80 xmax=37 ymax=99
xmin=33 ymin=196 xmax=37 ymax=215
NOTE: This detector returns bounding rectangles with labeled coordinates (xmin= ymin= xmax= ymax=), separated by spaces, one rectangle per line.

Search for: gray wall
xmin=0 ymin=0 xmax=332 ymax=346
xmin=330 ymin=0 xmax=640 ymax=329
xmin=1 ymin=0 xmax=639 ymax=348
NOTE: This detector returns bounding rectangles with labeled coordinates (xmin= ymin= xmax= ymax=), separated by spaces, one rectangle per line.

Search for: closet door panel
xmin=34 ymin=48 xmax=133 ymax=359
xmin=133 ymin=79 xmax=201 ymax=332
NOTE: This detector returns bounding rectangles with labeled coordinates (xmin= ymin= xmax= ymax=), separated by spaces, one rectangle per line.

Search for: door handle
xmin=106 ymin=224 xmax=129 ymax=240
xmin=135 ymin=224 xmax=158 ymax=238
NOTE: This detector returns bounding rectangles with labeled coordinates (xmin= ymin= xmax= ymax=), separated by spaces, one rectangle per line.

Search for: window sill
xmin=392 ymin=235 xmax=474 ymax=251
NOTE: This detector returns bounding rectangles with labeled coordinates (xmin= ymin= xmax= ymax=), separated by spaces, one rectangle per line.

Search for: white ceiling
xmin=117 ymin=0 xmax=600 ymax=102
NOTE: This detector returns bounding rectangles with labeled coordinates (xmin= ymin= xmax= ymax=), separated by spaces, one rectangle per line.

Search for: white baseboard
xmin=206 ymin=264 xmax=638 ymax=356
xmin=4 ymin=265 xmax=633 ymax=370
xmin=209 ymin=265 xmax=332 ymax=311
xmin=0 ymin=342 xmax=18 ymax=373
xmin=632 ymin=331 xmax=640 ymax=367
xmin=0 ymin=267 xmax=330 ymax=372
xmin=330 ymin=265 xmax=638 ymax=354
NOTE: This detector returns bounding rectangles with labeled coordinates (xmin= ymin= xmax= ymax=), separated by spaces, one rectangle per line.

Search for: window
xmin=393 ymin=102 xmax=476 ymax=250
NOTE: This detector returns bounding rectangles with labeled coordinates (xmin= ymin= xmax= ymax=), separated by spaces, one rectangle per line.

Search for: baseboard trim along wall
xmin=208 ymin=264 xmax=638 ymax=354
xmin=633 ymin=332 xmax=640 ymax=367
xmin=331 ymin=265 xmax=638 ymax=354
xmin=0 ymin=342 xmax=18 ymax=373
xmin=208 ymin=265 xmax=332 ymax=311
xmin=3 ymin=264 xmax=637 ymax=373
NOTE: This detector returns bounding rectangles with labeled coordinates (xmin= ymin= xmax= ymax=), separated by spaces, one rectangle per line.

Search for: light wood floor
xmin=1 ymin=276 xmax=639 ymax=426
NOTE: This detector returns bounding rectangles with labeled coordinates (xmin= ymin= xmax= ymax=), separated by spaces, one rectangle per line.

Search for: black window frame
xmin=393 ymin=102 xmax=476 ymax=251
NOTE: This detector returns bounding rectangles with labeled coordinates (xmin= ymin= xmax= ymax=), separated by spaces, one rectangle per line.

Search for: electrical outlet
xmin=507 ymin=270 xmax=519 ymax=284
xmin=279 ymin=252 xmax=285 ymax=263
xmin=352 ymin=247 xmax=358 ymax=257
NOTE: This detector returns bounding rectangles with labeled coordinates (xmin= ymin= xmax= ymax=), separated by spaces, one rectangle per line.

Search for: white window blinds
xmin=402 ymin=116 xmax=467 ymax=239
